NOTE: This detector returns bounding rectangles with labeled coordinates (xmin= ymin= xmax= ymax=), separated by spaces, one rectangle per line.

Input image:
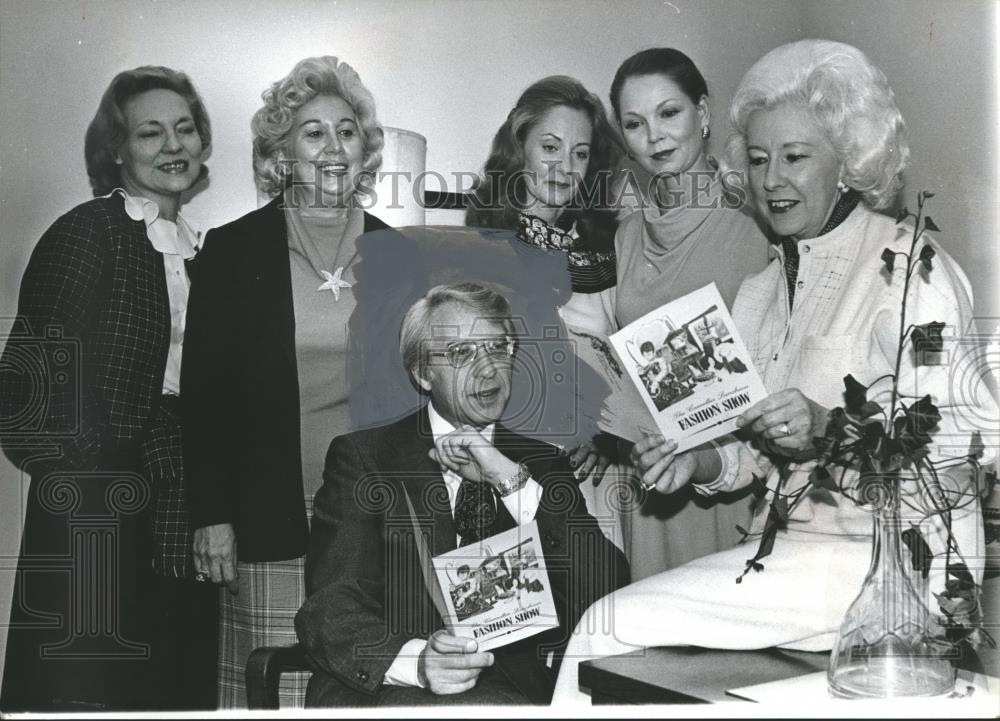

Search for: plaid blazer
xmin=0 ymin=193 xmax=194 ymax=575
xmin=2 ymin=195 xmax=168 ymax=466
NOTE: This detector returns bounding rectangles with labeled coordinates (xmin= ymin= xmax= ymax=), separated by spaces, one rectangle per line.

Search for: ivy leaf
xmin=880 ymin=247 xmax=897 ymax=272
xmin=895 ymin=206 xmax=910 ymax=224
xmin=882 ymin=434 xmax=929 ymax=470
xmin=859 ymin=401 xmax=883 ymax=420
xmin=856 ymin=421 xmax=886 ymax=458
xmin=923 ymin=216 xmax=941 ymax=233
xmin=935 ymin=593 xmax=978 ymax=618
xmin=986 ymin=523 xmax=1000 ymax=545
xmin=861 ymin=420 xmax=886 ymax=442
xmin=809 ymin=464 xmax=839 ymax=492
xmin=910 ymin=321 xmax=945 ymax=353
xmin=952 ymin=639 xmax=985 ymax=674
xmin=881 ymin=436 xmax=908 ymax=471
xmin=771 ymin=495 xmax=789 ymax=523
xmin=813 ymin=434 xmax=836 ymax=459
xmin=894 ymin=395 xmax=941 ymax=455
xmin=736 ymin=496 xmax=785 ymax=583
xmin=748 ymin=473 xmax=768 ymax=497
xmin=918 ymin=244 xmax=936 ymax=271
xmin=824 ymin=407 xmax=850 ymax=440
xmin=947 ymin=561 xmax=976 ymax=590
xmin=843 ymin=374 xmax=868 ymax=416
xmin=909 ymin=446 xmax=930 ymax=465
xmin=813 ymin=435 xmax=844 ymax=479
xmin=943 ymin=581 xmax=976 ymax=602
xmin=901 ymin=525 xmax=933 ymax=578
xmin=968 ymin=430 xmax=985 ymax=461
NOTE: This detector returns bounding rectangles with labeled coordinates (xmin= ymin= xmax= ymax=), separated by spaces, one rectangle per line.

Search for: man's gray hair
xmin=399 ymin=282 xmax=515 ymax=385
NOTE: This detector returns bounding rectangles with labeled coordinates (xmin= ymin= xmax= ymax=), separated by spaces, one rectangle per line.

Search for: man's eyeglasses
xmin=428 ymin=336 xmax=517 ymax=368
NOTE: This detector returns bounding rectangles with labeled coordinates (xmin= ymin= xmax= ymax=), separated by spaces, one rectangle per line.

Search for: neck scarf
xmin=781 ymin=189 xmax=861 ymax=309
xmin=516 ymin=213 xmax=616 ymax=294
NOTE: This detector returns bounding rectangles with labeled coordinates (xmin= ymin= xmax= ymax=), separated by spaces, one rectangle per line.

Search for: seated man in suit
xmin=296 ymin=282 xmax=629 ymax=706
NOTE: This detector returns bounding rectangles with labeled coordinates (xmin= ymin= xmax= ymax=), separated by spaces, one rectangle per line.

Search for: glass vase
xmin=827 ymin=491 xmax=956 ymax=698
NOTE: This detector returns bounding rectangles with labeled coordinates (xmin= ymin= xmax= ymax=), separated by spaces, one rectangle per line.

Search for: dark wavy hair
xmin=85 ymin=65 xmax=211 ymax=196
xmin=465 ymin=76 xmax=621 ymax=250
xmin=609 ymin=47 xmax=709 ymax=119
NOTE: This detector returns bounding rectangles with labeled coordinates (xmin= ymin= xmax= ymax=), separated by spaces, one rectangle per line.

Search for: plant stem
xmin=888 ymin=195 xmax=924 ymax=432
xmin=865 ymin=373 xmax=897 ymax=389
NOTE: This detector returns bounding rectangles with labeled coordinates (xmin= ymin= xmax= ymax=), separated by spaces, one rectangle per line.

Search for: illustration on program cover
xmin=607 ymin=282 xmax=767 ymax=453
xmin=432 ymin=521 xmax=558 ymax=651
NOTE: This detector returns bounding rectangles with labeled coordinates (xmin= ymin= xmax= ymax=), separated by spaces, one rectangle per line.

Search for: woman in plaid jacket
xmin=0 ymin=66 xmax=217 ymax=712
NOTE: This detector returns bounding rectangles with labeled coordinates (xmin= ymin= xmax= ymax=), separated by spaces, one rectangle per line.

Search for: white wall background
xmin=1 ymin=0 xmax=996 ymax=684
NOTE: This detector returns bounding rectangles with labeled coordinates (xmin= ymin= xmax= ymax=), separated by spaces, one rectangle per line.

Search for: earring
xmin=837 ymin=180 xmax=849 ymax=194
xmin=701 ymin=126 xmax=710 ymax=140
xmin=627 ymin=151 xmax=636 ymax=161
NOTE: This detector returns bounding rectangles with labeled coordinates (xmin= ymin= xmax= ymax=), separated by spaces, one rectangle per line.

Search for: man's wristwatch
xmin=495 ymin=462 xmax=531 ymax=497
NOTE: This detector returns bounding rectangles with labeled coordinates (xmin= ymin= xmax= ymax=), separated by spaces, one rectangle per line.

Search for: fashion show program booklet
xmin=432 ymin=521 xmax=558 ymax=651
xmin=570 ymin=282 xmax=767 ymax=453
xmin=403 ymin=491 xmax=558 ymax=651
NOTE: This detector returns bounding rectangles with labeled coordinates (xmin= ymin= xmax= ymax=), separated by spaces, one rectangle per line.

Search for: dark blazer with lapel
xmin=181 ymin=196 xmax=389 ymax=562
xmin=295 ymin=407 xmax=630 ymax=705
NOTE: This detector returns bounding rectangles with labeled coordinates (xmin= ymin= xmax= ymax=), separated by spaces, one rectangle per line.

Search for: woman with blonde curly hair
xmin=552 ymin=39 xmax=993 ymax=704
xmin=181 ymin=55 xmax=390 ymax=708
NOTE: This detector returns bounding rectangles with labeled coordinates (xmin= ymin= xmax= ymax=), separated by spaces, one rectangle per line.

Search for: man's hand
xmin=417 ymin=630 xmax=494 ymax=695
xmin=429 ymin=426 xmax=519 ymax=488
xmin=193 ymin=522 xmax=239 ymax=594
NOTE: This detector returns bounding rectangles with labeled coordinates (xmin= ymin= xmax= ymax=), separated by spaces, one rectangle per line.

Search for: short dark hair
xmin=610 ymin=47 xmax=709 ymax=120
xmin=85 ymin=66 xmax=211 ymax=196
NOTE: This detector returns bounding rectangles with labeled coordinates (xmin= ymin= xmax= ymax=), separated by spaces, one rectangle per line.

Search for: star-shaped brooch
xmin=317 ymin=266 xmax=352 ymax=301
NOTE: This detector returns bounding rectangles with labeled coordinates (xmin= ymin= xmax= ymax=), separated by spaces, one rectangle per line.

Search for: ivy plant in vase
xmin=736 ymin=191 xmax=996 ymax=699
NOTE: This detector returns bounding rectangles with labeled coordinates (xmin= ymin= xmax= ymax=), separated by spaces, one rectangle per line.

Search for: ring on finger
xmin=194 ymin=571 xmax=209 ymax=583
xmin=776 ymin=422 xmax=791 ymax=437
